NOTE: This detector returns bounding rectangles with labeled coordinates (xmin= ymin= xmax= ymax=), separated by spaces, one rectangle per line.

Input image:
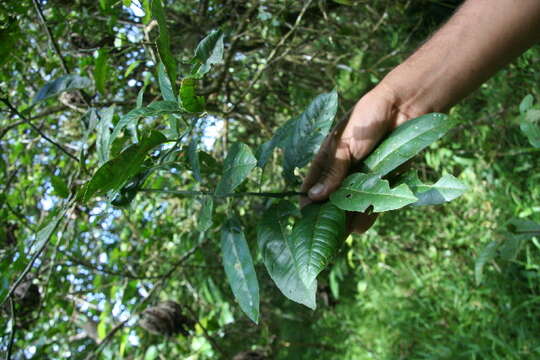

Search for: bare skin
xmin=302 ymin=0 xmax=540 ymax=233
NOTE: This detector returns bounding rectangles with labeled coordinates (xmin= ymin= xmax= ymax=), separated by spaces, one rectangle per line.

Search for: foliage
xmin=1 ymin=0 xmax=539 ymax=359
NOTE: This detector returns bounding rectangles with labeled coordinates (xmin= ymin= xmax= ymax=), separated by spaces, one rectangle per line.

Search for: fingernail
xmin=309 ymin=183 xmax=325 ymax=198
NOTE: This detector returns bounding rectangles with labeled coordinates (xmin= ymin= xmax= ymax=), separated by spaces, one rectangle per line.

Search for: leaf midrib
xmin=341 ymin=186 xmax=417 ymax=201
xmin=367 ymin=118 xmax=447 ymax=173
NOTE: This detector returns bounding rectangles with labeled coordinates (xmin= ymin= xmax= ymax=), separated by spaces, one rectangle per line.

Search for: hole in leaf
xmin=345 ymin=193 xmax=352 ymax=199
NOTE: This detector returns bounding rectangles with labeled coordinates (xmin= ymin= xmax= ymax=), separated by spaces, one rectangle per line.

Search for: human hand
xmin=300 ymin=84 xmax=421 ymax=234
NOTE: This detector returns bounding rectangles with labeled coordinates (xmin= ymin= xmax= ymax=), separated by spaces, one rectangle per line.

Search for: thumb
xmin=307 ymin=144 xmax=350 ymax=202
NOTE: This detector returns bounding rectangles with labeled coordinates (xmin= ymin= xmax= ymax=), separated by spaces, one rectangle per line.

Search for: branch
xmin=81 ymin=239 xmax=208 ymax=359
xmin=140 ymin=188 xmax=306 ymax=199
xmin=0 ymin=98 xmax=79 ymax=162
xmin=227 ymin=0 xmax=314 ymax=113
xmin=0 ymin=206 xmax=69 ymax=308
xmin=6 ymin=297 xmax=16 ymax=360
xmin=32 ymin=0 xmax=70 ymax=74
xmin=200 ymin=1 xmax=260 ymax=96
xmin=32 ymin=0 xmax=92 ymax=107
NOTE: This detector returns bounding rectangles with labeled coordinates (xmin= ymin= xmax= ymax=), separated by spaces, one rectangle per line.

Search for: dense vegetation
xmin=1 ymin=0 xmax=540 ymax=359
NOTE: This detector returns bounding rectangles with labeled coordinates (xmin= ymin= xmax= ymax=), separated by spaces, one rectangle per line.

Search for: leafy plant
xmin=6 ymin=25 xmax=468 ymax=323
xmin=474 ymin=94 xmax=540 ymax=285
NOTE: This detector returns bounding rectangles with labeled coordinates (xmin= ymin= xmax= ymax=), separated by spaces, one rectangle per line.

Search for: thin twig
xmin=6 ymin=297 xmax=16 ymax=360
xmin=227 ymin=0 xmax=314 ymax=114
xmin=0 ymin=207 xmax=69 ymax=308
xmin=82 ymin=239 xmax=208 ymax=359
xmin=140 ymin=188 xmax=306 ymax=199
xmin=184 ymin=302 xmax=227 ymax=357
xmin=31 ymin=0 xmax=92 ymax=107
xmin=32 ymin=0 xmax=70 ymax=74
xmin=0 ymin=98 xmax=79 ymax=162
xmin=0 ymin=120 xmax=25 ymax=140
xmin=200 ymin=1 xmax=260 ymax=96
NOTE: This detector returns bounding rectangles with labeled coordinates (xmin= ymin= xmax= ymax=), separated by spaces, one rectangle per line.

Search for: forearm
xmin=379 ymin=0 xmax=540 ymax=116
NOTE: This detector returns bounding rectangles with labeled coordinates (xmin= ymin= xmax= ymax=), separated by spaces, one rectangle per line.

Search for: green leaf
xmin=363 ymin=113 xmax=455 ymax=176
xmin=99 ymin=0 xmax=110 ymax=11
xmin=401 ymin=172 xmax=467 ymax=206
xmin=179 ymin=78 xmax=205 ymax=113
xmin=94 ymin=48 xmax=109 ymax=95
xmin=96 ymin=106 xmax=114 ymax=165
xmin=289 ymin=202 xmax=346 ymax=287
xmin=255 ymin=140 xmax=275 ymax=169
xmin=152 ymin=0 xmax=177 ymax=94
xmin=77 ymin=131 xmax=167 ymax=203
xmin=282 ymin=90 xmax=338 ymax=183
xmin=33 ymin=75 xmax=92 ymax=104
xmin=137 ymin=73 xmax=151 ymax=108
xmin=256 ymin=117 xmax=297 ymax=169
xmin=193 ymin=29 xmax=224 ymax=77
xmin=330 ymin=173 xmax=417 ymax=212
xmin=215 ymin=143 xmax=257 ymax=195
xmin=499 ymin=234 xmax=525 ymax=262
xmin=110 ymin=101 xmax=178 ymax=146
xmin=51 ymin=176 xmax=69 ymax=198
xmin=519 ymin=94 xmax=534 ymax=115
xmin=111 ymin=168 xmax=150 ymax=208
xmin=124 ymin=60 xmax=140 ymax=78
xmin=146 ymin=100 xmax=179 ymax=114
xmin=257 ymin=201 xmax=316 ymax=309
xmin=142 ymin=0 xmax=152 ymax=24
xmin=221 ymin=218 xmax=259 ymax=323
xmin=507 ymin=219 xmax=540 ymax=236
xmin=157 ymin=62 xmax=176 ymax=102
xmin=198 ymin=197 xmax=213 ymax=232
xmin=188 ymin=137 xmax=202 ymax=182
xmin=31 ymin=211 xmax=64 ymax=255
xmin=0 ymin=19 xmax=19 ymax=67
xmin=520 ymin=108 xmax=540 ymax=148
xmin=475 ymin=241 xmax=499 ymax=286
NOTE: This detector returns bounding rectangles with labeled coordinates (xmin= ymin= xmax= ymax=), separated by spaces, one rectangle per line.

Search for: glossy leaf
xmin=96 ymin=106 xmax=114 ymax=165
xmin=78 ymin=131 xmax=167 ymax=203
xmin=221 ymin=218 xmax=259 ymax=323
xmin=94 ymin=48 xmax=109 ymax=95
xmin=282 ymin=90 xmax=338 ymax=183
xmin=193 ymin=29 xmax=224 ymax=77
xmin=363 ymin=113 xmax=455 ymax=176
xmin=256 ymin=117 xmax=297 ymax=169
xmin=179 ymin=78 xmax=205 ymax=113
xmin=33 ymin=75 xmax=92 ymax=104
xmin=188 ymin=137 xmax=202 ymax=182
xmin=198 ymin=197 xmax=213 ymax=232
xmin=330 ymin=173 xmax=417 ymax=212
xmin=401 ymin=172 xmax=467 ymax=206
xmin=157 ymin=62 xmax=176 ymax=102
xmin=289 ymin=202 xmax=346 ymax=287
xmin=152 ymin=0 xmax=177 ymax=94
xmin=215 ymin=143 xmax=257 ymax=195
xmin=257 ymin=201 xmax=316 ymax=309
